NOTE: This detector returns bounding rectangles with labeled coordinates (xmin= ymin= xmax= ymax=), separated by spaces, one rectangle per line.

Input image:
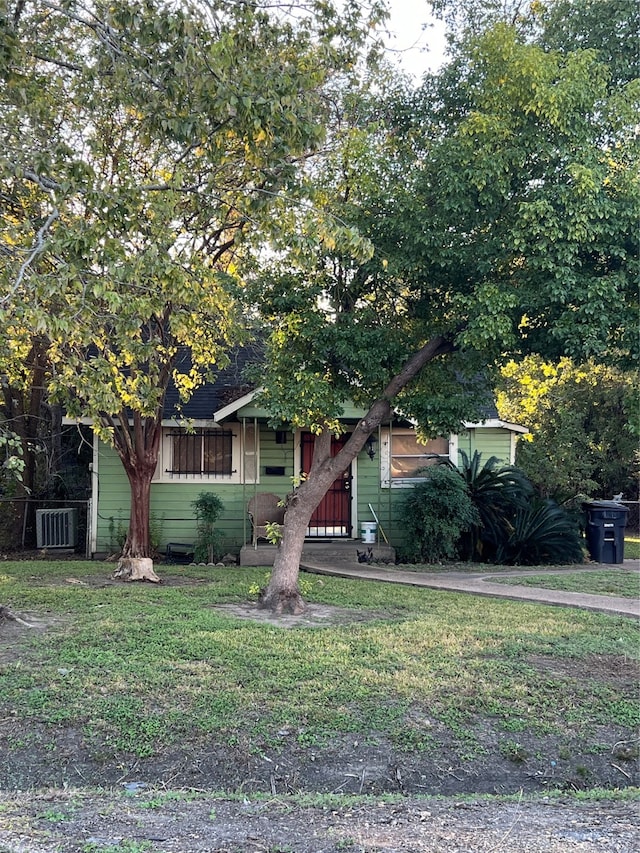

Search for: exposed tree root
xmin=112 ymin=557 xmax=161 ymax=583
xmin=0 ymin=605 xmax=34 ymax=628
xmin=257 ymin=587 xmax=306 ymax=615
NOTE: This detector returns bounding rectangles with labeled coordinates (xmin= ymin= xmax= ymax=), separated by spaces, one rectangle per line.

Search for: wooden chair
xmin=248 ymin=493 xmax=285 ymax=546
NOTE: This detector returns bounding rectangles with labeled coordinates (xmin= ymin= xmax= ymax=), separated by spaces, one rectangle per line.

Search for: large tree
xmin=253 ymin=19 xmax=638 ymax=612
xmin=0 ymin=0 xmax=384 ymax=578
xmin=0 ymin=333 xmax=48 ymax=547
xmin=497 ymin=357 xmax=639 ymax=502
xmin=429 ymin=0 xmax=640 ymax=86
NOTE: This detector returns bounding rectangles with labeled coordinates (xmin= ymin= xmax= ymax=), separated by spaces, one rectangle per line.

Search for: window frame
xmin=154 ymin=421 xmax=255 ymax=484
xmin=380 ymin=428 xmax=456 ymax=488
xmin=169 ymin=428 xmax=233 ymax=477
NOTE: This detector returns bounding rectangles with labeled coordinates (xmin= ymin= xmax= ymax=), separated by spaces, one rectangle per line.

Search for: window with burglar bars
xmin=169 ymin=430 xmax=233 ymax=476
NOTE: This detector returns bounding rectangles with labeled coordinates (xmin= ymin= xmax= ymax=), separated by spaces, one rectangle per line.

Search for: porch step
xmin=239 ymin=539 xmax=396 ymax=567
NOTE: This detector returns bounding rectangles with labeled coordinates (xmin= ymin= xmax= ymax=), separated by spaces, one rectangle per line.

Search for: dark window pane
xmin=203 ymin=431 xmax=232 ymax=475
xmin=170 ymin=430 xmax=232 ymax=476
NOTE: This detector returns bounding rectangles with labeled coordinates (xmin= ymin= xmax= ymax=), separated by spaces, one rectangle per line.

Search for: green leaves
xmin=497 ymin=356 xmax=639 ymax=501
xmin=1 ymin=0 xmax=382 ymax=431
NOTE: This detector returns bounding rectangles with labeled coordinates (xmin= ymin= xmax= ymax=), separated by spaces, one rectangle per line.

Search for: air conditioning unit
xmin=36 ymin=508 xmax=78 ymax=549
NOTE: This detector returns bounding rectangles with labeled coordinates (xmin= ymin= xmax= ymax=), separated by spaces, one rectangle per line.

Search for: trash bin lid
xmin=584 ymin=500 xmax=628 ymax=509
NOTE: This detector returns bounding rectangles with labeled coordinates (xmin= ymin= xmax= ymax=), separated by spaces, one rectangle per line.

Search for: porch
xmin=239 ymin=538 xmax=396 ymax=566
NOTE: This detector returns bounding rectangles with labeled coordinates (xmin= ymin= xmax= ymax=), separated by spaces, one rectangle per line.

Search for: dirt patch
xmin=212 ymin=602 xmax=390 ymax=628
xmin=2 ymin=711 xmax=637 ymax=799
xmin=0 ymin=788 xmax=638 ymax=852
xmin=528 ymin=652 xmax=640 ymax=691
xmin=0 ymin=611 xmax=63 ymax=664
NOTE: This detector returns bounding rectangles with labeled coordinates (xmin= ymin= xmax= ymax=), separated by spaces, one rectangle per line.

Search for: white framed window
xmin=155 ymin=422 xmax=256 ymax=484
xmin=381 ymin=429 xmax=455 ymax=487
xmin=169 ymin=429 xmax=233 ymax=476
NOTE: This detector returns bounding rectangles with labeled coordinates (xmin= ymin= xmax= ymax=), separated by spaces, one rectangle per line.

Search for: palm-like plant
xmin=494 ymin=500 xmax=585 ymax=566
xmin=457 ymin=450 xmax=533 ymax=561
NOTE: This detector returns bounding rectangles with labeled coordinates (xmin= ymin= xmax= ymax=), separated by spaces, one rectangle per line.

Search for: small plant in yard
xmin=265 ymin=520 xmax=283 ymax=545
xmin=192 ymin=491 xmax=224 ymax=564
xmin=108 ymin=514 xmax=163 ymax=557
xmin=248 ymin=570 xmax=315 ymax=598
xmin=401 ymin=464 xmax=479 ymax=562
xmin=38 ymin=808 xmax=69 ymax=822
xmin=499 ymin=739 xmax=529 ymax=763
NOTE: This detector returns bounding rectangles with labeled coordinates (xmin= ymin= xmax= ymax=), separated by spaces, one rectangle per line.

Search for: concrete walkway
xmin=300 ymin=558 xmax=640 ymax=619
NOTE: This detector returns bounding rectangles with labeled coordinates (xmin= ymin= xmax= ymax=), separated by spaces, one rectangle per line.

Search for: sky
xmin=383 ymin=0 xmax=448 ymax=80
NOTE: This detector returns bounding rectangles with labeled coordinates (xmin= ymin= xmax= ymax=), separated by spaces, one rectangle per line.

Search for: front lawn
xmin=624 ymin=536 xmax=640 ymax=560
xmin=0 ymin=560 xmax=638 ymax=796
xmin=489 ymin=569 xmax=640 ymax=599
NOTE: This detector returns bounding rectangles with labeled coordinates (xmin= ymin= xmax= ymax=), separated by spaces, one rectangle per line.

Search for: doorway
xmin=301 ymin=432 xmax=352 ymax=537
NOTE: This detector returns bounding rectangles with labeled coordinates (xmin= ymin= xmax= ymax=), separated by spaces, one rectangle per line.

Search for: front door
xmin=301 ymin=432 xmax=352 ymax=537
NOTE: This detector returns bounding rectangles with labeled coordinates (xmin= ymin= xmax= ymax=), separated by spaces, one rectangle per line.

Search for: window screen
xmin=391 ymin=434 xmax=449 ymax=479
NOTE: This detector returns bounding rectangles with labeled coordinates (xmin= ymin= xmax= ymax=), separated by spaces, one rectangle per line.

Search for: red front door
xmin=301 ymin=432 xmax=352 ymax=537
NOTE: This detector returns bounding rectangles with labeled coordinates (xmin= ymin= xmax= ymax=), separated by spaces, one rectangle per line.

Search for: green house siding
xmin=94 ymin=443 xmax=288 ymax=557
xmin=354 ymin=451 xmax=382 ymax=538
xmin=369 ymin=427 xmax=515 ymax=553
xmin=94 ymin=441 xmax=132 ymax=553
xmin=456 ymin=427 xmax=513 ymax=466
xmin=93 ymin=423 xmax=519 ymax=555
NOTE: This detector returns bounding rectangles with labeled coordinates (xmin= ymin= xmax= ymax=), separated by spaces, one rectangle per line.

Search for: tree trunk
xmin=258 ymin=498 xmax=311 ymax=615
xmin=260 ymin=335 xmax=454 ymax=613
xmin=109 ymin=411 xmax=163 ymax=583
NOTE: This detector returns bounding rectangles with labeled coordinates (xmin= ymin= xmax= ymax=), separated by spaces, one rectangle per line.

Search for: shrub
xmin=401 ymin=465 xmax=479 ymax=563
xmin=192 ymin=491 xmax=224 ymax=564
xmin=108 ymin=513 xmax=163 ymax=557
xmin=494 ymin=499 xmax=585 ymax=566
xmin=458 ymin=450 xmax=533 ymax=561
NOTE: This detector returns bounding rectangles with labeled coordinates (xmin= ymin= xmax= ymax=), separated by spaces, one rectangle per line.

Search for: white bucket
xmin=361 ymin=521 xmax=377 ymax=544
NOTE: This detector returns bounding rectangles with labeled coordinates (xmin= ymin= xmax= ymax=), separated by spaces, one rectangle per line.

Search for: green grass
xmin=1 ymin=560 xmax=638 ymax=763
xmin=624 ymin=536 xmax=640 ymax=560
xmin=490 ymin=569 xmax=640 ymax=598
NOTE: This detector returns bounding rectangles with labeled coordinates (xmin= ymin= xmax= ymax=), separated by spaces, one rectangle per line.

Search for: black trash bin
xmin=583 ymin=501 xmax=629 ymax=564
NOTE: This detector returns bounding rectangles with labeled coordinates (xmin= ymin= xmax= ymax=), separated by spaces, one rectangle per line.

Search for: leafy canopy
xmin=253 ymin=18 xmax=638 ymax=443
xmin=497 ymin=356 xmax=640 ymax=501
xmin=0 ymin=0 xmax=385 ymax=437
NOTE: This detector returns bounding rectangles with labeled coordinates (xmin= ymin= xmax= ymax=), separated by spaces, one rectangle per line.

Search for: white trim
xmin=62 ymin=416 xmax=93 ymax=425
xmin=213 ymin=389 xmax=261 ymax=423
xmin=90 ymin=434 xmax=99 ymax=555
xmin=463 ymin=418 xmax=528 ymax=434
xmin=67 ymin=411 xmax=528 ymax=433
xmin=381 ymin=427 xmax=454 ymax=488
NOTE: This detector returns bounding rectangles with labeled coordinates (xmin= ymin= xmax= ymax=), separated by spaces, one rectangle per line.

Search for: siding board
xmin=94 ymin=425 xmax=518 ymax=554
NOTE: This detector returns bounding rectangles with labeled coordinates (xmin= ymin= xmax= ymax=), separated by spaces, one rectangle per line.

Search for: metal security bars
xmin=168 ymin=429 xmax=233 ymax=476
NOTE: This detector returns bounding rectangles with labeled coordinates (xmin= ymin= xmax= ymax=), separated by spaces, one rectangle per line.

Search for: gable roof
xmin=163 ymin=342 xmax=262 ymax=421
xmin=164 ymin=345 xmax=526 ymax=433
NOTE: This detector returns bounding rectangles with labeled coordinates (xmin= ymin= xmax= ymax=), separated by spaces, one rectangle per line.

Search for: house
xmin=86 ymin=354 xmax=527 ymax=562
